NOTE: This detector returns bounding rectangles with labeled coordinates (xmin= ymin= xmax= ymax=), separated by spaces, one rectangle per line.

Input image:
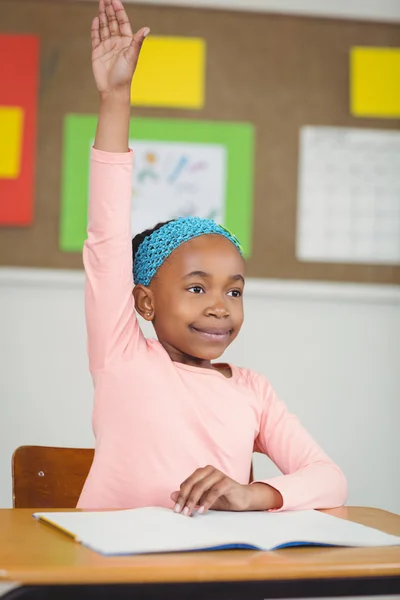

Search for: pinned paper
xmin=0 ymin=107 xmax=24 ymax=178
xmin=0 ymin=35 xmax=39 ymax=225
xmin=297 ymin=126 xmax=400 ymax=265
xmin=60 ymin=115 xmax=254 ymax=256
xmin=130 ymin=140 xmax=226 ymax=233
xmin=131 ymin=36 xmax=205 ymax=109
xmin=350 ymin=47 xmax=400 ymax=118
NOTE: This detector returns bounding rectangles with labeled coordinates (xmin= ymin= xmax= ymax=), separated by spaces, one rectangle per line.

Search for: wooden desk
xmin=1 ymin=506 xmax=400 ymax=599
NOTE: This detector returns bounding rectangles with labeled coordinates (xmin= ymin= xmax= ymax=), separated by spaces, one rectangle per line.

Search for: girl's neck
xmin=160 ymin=342 xmax=232 ymax=378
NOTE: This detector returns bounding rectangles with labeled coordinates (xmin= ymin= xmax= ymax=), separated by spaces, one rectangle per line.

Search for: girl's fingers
xmin=198 ymin=480 xmax=230 ymax=514
xmin=170 ymin=491 xmax=179 ymax=503
xmin=91 ymin=17 xmax=101 ymax=51
xmin=104 ymin=0 xmax=119 ymax=37
xmin=175 ymin=468 xmax=222 ymax=517
xmin=98 ymin=0 xmax=110 ymax=41
xmin=112 ymin=0 xmax=133 ymax=38
xmin=173 ymin=467 xmax=212 ymax=514
xmin=185 ymin=472 xmax=223 ymax=516
xmin=126 ymin=27 xmax=150 ymax=63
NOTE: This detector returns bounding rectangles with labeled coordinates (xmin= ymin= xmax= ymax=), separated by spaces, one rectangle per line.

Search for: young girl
xmin=78 ymin=0 xmax=347 ymax=516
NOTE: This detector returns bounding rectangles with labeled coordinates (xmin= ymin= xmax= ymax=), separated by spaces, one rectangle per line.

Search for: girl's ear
xmin=133 ymin=285 xmax=155 ymax=321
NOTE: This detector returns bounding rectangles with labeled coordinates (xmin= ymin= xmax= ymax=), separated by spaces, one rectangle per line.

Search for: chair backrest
xmin=12 ymin=446 xmax=94 ymax=508
xmin=12 ymin=445 xmax=255 ymax=508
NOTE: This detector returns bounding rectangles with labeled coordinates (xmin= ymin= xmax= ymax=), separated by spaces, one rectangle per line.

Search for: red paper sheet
xmin=0 ymin=35 xmax=39 ymax=225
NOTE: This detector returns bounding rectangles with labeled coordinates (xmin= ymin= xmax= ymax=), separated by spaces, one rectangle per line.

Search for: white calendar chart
xmin=296 ymin=127 xmax=400 ymax=265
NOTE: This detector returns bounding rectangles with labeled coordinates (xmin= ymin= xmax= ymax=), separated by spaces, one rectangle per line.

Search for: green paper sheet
xmin=60 ymin=115 xmax=254 ymax=257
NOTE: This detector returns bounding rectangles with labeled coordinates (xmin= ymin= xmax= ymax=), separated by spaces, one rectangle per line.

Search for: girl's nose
xmin=205 ymin=301 xmax=229 ymax=318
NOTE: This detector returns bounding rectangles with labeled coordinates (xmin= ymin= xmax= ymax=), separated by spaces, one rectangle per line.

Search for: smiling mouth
xmin=190 ymin=326 xmax=232 ymax=342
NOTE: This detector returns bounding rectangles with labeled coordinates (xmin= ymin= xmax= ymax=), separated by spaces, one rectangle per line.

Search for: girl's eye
xmin=188 ymin=286 xmax=205 ymax=294
xmin=227 ymin=289 xmax=242 ymax=298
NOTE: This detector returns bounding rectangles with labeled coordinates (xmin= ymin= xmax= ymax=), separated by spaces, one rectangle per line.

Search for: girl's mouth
xmin=189 ymin=326 xmax=232 ymax=343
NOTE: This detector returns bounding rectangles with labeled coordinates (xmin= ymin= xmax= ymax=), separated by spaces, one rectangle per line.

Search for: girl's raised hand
xmin=91 ymin=0 xmax=149 ymax=95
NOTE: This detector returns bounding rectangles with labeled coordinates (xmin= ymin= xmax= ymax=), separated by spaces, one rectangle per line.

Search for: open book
xmin=33 ymin=507 xmax=400 ymax=556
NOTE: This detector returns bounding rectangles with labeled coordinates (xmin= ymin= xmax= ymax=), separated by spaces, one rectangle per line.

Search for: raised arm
xmin=254 ymin=377 xmax=348 ymax=511
xmin=84 ymin=0 xmax=150 ymax=372
xmin=91 ymin=0 xmax=149 ymax=152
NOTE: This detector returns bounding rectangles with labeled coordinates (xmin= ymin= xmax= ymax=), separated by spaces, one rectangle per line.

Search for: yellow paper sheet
xmin=0 ymin=106 xmax=24 ymax=178
xmin=350 ymin=47 xmax=400 ymax=118
xmin=131 ymin=36 xmax=205 ymax=109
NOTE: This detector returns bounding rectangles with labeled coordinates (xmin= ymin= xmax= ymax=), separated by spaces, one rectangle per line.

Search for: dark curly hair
xmin=132 ymin=220 xmax=174 ymax=272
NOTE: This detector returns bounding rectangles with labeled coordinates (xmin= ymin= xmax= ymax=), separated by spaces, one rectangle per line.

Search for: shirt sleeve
xmin=83 ymin=147 xmax=146 ymax=373
xmin=253 ymin=375 xmax=348 ymax=511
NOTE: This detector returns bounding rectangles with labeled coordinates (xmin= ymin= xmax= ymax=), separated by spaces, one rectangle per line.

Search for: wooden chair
xmin=12 ymin=446 xmax=94 ymax=508
xmin=12 ymin=445 xmax=255 ymax=508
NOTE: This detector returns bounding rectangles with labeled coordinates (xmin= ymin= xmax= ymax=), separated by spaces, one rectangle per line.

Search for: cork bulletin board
xmin=1 ymin=0 xmax=399 ymax=283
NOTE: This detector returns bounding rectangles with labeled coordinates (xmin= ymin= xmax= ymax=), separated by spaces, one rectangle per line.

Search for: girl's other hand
xmin=170 ymin=466 xmax=283 ymax=516
xmin=91 ymin=0 xmax=149 ymax=96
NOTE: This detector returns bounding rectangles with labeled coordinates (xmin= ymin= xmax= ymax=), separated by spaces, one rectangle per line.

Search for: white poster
xmin=130 ymin=140 xmax=227 ymax=235
xmin=296 ymin=126 xmax=400 ymax=265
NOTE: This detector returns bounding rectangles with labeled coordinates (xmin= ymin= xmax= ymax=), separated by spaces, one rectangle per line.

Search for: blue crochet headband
xmin=133 ymin=217 xmax=243 ymax=287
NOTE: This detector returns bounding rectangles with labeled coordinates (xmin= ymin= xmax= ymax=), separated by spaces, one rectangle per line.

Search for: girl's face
xmin=144 ymin=234 xmax=245 ymax=366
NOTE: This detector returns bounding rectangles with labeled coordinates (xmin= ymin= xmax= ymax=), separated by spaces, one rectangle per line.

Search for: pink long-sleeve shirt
xmin=77 ymin=147 xmax=347 ymax=511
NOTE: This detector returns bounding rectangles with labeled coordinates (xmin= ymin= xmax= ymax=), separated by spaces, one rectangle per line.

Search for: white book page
xmin=34 ymin=507 xmax=400 ymax=556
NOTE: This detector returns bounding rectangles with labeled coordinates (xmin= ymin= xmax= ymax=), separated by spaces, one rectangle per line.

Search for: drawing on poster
xmin=131 ymin=140 xmax=226 ymax=235
xmin=296 ymin=126 xmax=400 ymax=265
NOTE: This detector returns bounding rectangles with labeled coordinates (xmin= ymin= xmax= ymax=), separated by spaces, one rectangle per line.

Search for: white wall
xmin=116 ymin=0 xmax=400 ymax=23
xmin=1 ymin=268 xmax=399 ymax=513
